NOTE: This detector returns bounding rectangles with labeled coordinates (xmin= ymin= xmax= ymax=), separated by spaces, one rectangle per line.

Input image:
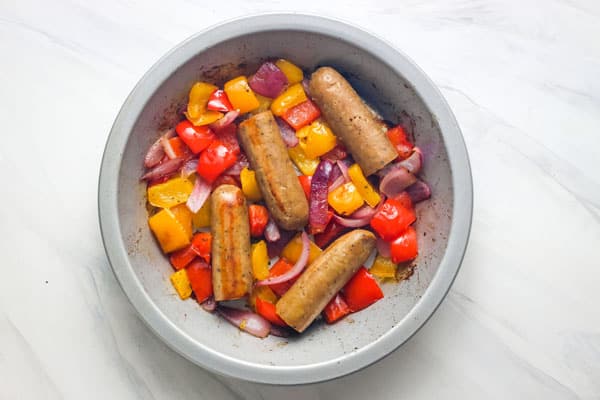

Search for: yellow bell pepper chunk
xmin=252 ymin=94 xmax=273 ymax=114
xmin=370 ymin=255 xmax=398 ymax=279
xmin=149 ymin=208 xmax=191 ymax=253
xmin=170 ymin=269 xmax=192 ymax=299
xmin=185 ymin=110 xmax=223 ymax=126
xmin=224 ymin=76 xmax=260 ymax=114
xmin=275 ymin=59 xmax=304 ymax=84
xmin=248 ymin=286 xmax=278 ymax=310
xmin=147 ymin=176 xmax=194 ymax=208
xmin=281 ymin=233 xmax=322 ymax=264
xmin=187 ymin=82 xmax=218 ymax=120
xmin=251 ymin=240 xmax=270 ymax=280
xmin=192 ymin=198 xmax=211 ymax=229
xmin=347 ymin=164 xmax=381 ymax=207
xmin=296 ymin=119 xmax=337 ymax=159
xmin=288 ymin=145 xmax=320 ymax=176
xmin=240 ymin=167 xmax=263 ymax=201
xmin=328 ymin=182 xmax=364 ymax=215
xmin=170 ymin=204 xmax=193 ymax=238
xmin=271 ymin=83 xmax=307 ymax=116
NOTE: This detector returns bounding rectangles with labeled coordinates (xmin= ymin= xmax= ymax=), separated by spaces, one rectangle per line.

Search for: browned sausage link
xmin=309 ymin=67 xmax=398 ymax=176
xmin=276 ymin=229 xmax=376 ymax=332
xmin=238 ymin=111 xmax=309 ymax=230
xmin=210 ymin=184 xmax=252 ymax=301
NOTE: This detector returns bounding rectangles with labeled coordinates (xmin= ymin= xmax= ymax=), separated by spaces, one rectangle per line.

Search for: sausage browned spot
xmin=309 ymin=67 xmax=397 ymax=176
xmin=210 ymin=184 xmax=252 ymax=301
xmin=238 ymin=111 xmax=309 ymax=230
xmin=275 ymin=229 xmax=376 ymax=332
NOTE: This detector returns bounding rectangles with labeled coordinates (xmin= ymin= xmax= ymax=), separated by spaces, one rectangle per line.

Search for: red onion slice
xmin=406 ymin=180 xmax=431 ymax=203
xmin=248 ymin=62 xmax=288 ymax=98
xmin=301 ymin=77 xmax=311 ymax=98
xmin=349 ymin=204 xmax=377 ymax=219
xmin=379 ymin=167 xmax=417 ymax=198
xmin=309 ymin=160 xmax=334 ymax=233
xmin=264 ymin=219 xmax=281 ymax=242
xmin=209 ymin=109 xmax=240 ymax=131
xmin=270 ymin=325 xmax=294 ymax=338
xmin=201 ymin=297 xmax=216 ymax=312
xmin=398 ymin=147 xmax=423 ymax=174
xmin=328 ymin=175 xmax=346 ymax=193
xmin=333 ymin=214 xmax=372 ymax=228
xmin=141 ymin=157 xmax=184 ymax=181
xmin=322 ymin=145 xmax=348 ymax=162
xmin=257 ymin=231 xmax=310 ymax=286
xmin=217 ymin=306 xmax=271 ymax=338
xmin=186 ymin=177 xmax=211 ymax=213
xmin=376 ymin=238 xmax=391 ymax=258
xmin=180 ymin=158 xmax=198 ymax=178
xmin=144 ymin=128 xmax=175 ymax=168
xmin=267 ymin=229 xmax=295 ymax=258
xmin=276 ymin=118 xmax=299 ymax=147
xmin=336 ymin=160 xmax=350 ymax=181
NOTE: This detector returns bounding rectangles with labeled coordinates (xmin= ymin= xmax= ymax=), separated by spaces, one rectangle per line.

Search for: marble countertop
xmin=1 ymin=0 xmax=599 ymax=398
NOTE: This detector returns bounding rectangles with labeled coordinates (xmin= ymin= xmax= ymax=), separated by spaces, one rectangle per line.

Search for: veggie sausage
xmin=210 ymin=184 xmax=252 ymax=301
xmin=276 ymin=229 xmax=376 ymax=332
xmin=309 ymin=67 xmax=397 ymax=176
xmin=238 ymin=111 xmax=309 ymax=230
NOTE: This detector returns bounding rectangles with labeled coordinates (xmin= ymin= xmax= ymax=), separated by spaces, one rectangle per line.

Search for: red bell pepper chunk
xmin=314 ymin=220 xmax=348 ymax=248
xmin=386 ymin=125 xmax=413 ymax=160
xmin=197 ymin=140 xmax=238 ymax=183
xmin=298 ymin=175 xmax=312 ymax=200
xmin=191 ymin=232 xmax=212 ymax=263
xmin=394 ymin=191 xmax=413 ymax=210
xmin=343 ymin=267 xmax=384 ymax=312
xmin=281 ymin=98 xmax=321 ymax=130
xmin=308 ymin=209 xmax=334 ymax=235
xmin=207 ymin=89 xmax=234 ymax=112
xmin=214 ymin=123 xmax=240 ymax=154
xmin=186 ymin=259 xmax=213 ymax=303
xmin=323 ymin=293 xmax=351 ymax=323
xmin=370 ymin=198 xmax=416 ymax=241
xmin=175 ymin=120 xmax=216 ymax=154
xmin=255 ymin=297 xmax=287 ymax=327
xmin=165 ymin=137 xmax=192 ymax=159
xmin=390 ymin=226 xmax=418 ymax=263
xmin=169 ymin=245 xmax=197 ymax=270
xmin=268 ymin=258 xmax=297 ymax=296
xmin=248 ymin=204 xmax=269 ymax=237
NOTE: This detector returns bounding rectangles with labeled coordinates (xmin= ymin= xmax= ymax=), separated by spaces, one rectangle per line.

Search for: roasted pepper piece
xmin=248 ymin=204 xmax=269 ymax=237
xmin=148 ymin=208 xmax=191 ymax=253
xmin=255 ymin=297 xmax=287 ymax=327
xmin=169 ymin=245 xmax=197 ymax=270
xmin=207 ymin=89 xmax=234 ymax=112
xmin=298 ymin=175 xmax=312 ymax=200
xmin=224 ymin=76 xmax=260 ymax=114
xmin=327 ymin=182 xmax=364 ymax=216
xmin=170 ymin=269 xmax=192 ymax=299
xmin=186 ymin=259 xmax=213 ymax=303
xmin=343 ymin=267 xmax=384 ymax=312
xmin=390 ymin=226 xmax=418 ymax=263
xmin=370 ymin=255 xmax=398 ymax=279
xmin=323 ymin=293 xmax=351 ymax=323
xmin=251 ymin=240 xmax=270 ymax=280
xmin=147 ymin=176 xmax=194 ymax=208
xmin=281 ymin=99 xmax=321 ymax=130
xmin=275 ymin=59 xmax=304 ymax=84
xmin=266 ymin=258 xmax=296 ymax=296
xmin=288 ymin=145 xmax=320 ymax=176
xmin=281 ymin=233 xmax=322 ymax=264
xmin=386 ymin=125 xmax=414 ymax=160
xmin=248 ymin=285 xmax=278 ymax=310
xmin=271 ymin=83 xmax=307 ymax=116
xmin=252 ymin=94 xmax=273 ymax=114
xmin=185 ymin=82 xmax=223 ymax=126
xmin=240 ymin=167 xmax=262 ymax=201
xmin=175 ymin=120 xmax=216 ymax=153
xmin=348 ymin=164 xmax=381 ymax=207
xmin=197 ymin=140 xmax=238 ymax=183
xmin=192 ymin=198 xmax=211 ymax=229
xmin=170 ymin=204 xmax=193 ymax=238
xmin=296 ymin=119 xmax=337 ymax=159
xmin=370 ymin=198 xmax=416 ymax=241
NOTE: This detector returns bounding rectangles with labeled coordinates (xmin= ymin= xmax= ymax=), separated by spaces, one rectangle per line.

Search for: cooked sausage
xmin=276 ymin=229 xmax=376 ymax=332
xmin=309 ymin=67 xmax=397 ymax=176
xmin=238 ymin=111 xmax=309 ymax=230
xmin=210 ymin=184 xmax=252 ymax=301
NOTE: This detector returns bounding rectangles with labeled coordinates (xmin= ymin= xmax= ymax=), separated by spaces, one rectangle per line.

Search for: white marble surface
xmin=1 ymin=0 xmax=599 ymax=398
